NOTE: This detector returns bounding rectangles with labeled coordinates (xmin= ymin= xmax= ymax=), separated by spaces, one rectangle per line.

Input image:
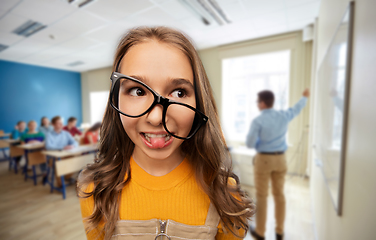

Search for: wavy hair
xmin=77 ymin=26 xmax=255 ymax=239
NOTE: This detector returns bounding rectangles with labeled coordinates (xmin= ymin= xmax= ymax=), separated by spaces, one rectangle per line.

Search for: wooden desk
xmin=3 ymin=139 xmax=21 ymax=144
xmin=17 ymin=142 xmax=45 ymax=185
xmin=42 ymin=144 xmax=98 ymax=199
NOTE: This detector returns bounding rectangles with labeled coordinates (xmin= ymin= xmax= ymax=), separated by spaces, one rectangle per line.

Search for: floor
xmin=243 ymin=175 xmax=315 ymax=240
xmin=0 ymin=158 xmax=314 ymax=240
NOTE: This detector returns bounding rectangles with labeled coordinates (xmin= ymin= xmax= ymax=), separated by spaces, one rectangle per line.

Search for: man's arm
xmin=284 ymin=88 xmax=310 ymax=121
xmin=246 ymin=120 xmax=260 ymax=149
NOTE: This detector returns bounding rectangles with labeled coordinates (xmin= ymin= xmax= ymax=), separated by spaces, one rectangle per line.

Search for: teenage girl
xmin=78 ymin=26 xmax=255 ymax=240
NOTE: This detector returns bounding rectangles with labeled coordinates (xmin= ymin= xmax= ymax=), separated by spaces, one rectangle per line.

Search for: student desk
xmin=42 ymin=144 xmax=98 ymax=199
xmin=17 ymin=142 xmax=46 ymax=185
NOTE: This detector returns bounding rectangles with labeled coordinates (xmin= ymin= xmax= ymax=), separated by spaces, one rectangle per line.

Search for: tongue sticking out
xmin=150 ymin=137 xmax=166 ymax=148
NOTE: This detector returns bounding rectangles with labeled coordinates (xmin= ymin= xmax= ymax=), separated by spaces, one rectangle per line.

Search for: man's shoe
xmin=276 ymin=233 xmax=283 ymax=240
xmin=249 ymin=226 xmax=265 ymax=240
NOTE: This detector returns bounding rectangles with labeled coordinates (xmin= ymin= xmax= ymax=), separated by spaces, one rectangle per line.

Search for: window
xmin=90 ymin=91 xmax=109 ymax=125
xmin=222 ymin=50 xmax=291 ymax=142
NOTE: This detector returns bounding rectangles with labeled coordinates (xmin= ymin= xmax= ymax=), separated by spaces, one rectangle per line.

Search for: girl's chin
xmin=134 ymin=144 xmax=183 ymax=161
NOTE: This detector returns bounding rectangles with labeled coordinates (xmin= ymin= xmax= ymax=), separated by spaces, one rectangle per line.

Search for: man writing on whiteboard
xmin=246 ymin=88 xmax=310 ymax=240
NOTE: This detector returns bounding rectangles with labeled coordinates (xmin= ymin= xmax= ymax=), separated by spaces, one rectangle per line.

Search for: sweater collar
xmin=130 ymin=156 xmax=193 ymax=190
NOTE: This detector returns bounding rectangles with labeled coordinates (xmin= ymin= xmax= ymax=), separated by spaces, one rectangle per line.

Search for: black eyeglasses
xmin=109 ymin=72 xmax=208 ymax=140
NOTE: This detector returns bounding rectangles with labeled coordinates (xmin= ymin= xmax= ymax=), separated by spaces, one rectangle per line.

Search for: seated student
xmin=20 ymin=121 xmax=45 ymax=144
xmin=46 ymin=116 xmax=78 ymax=186
xmin=20 ymin=120 xmax=46 ymax=177
xmin=63 ymin=117 xmax=82 ymax=137
xmin=39 ymin=117 xmax=52 ymax=136
xmin=11 ymin=121 xmax=28 ymax=168
xmin=11 ymin=121 xmax=27 ymax=139
xmin=46 ymin=116 xmax=78 ymax=150
xmin=82 ymin=122 xmax=101 ymax=145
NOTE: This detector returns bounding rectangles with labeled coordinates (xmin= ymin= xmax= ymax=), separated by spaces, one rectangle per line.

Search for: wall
xmin=310 ymin=0 xmax=376 ymax=239
xmin=199 ymin=31 xmax=312 ymax=179
xmin=81 ymin=66 xmax=112 ymax=124
xmin=0 ymin=60 xmax=81 ymax=132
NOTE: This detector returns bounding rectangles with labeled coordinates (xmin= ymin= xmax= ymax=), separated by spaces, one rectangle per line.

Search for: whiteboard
xmin=314 ymin=2 xmax=354 ymax=216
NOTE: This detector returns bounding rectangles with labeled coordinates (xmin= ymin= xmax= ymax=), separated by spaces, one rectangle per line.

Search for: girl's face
xmin=28 ymin=121 xmax=37 ymax=132
xmin=119 ymin=40 xmax=195 ymax=162
xmin=19 ymin=122 xmax=26 ymax=131
xmin=42 ymin=118 xmax=49 ymax=126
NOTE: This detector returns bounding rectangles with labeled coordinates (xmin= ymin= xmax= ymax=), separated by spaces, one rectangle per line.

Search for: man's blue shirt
xmin=246 ymin=97 xmax=307 ymax=152
xmin=46 ymin=130 xmax=78 ymax=150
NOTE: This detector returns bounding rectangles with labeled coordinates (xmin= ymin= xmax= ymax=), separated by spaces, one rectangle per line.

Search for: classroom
xmin=0 ymin=0 xmax=375 ymax=240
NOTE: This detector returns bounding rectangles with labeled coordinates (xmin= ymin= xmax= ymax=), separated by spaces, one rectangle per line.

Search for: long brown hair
xmin=77 ymin=26 xmax=255 ymax=239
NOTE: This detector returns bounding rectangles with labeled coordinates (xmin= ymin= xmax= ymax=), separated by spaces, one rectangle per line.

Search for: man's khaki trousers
xmin=253 ymin=153 xmax=287 ymax=236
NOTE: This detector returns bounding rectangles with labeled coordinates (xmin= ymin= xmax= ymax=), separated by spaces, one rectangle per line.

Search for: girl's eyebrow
xmin=170 ymin=78 xmax=194 ymax=90
xmin=129 ymin=75 xmax=194 ymax=90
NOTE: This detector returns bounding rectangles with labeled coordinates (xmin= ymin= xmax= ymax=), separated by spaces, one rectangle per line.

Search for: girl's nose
xmin=146 ymin=104 xmax=165 ymax=127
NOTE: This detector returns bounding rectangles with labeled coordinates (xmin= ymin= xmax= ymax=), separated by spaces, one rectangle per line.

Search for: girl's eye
xmin=170 ymin=89 xmax=187 ymax=98
xmin=129 ymin=88 xmax=145 ymax=96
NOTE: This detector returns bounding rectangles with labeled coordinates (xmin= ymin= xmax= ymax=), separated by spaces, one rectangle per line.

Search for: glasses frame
xmin=109 ymin=72 xmax=208 ymax=140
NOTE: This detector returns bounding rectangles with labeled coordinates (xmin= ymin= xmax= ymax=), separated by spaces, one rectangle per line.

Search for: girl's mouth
xmin=140 ymin=132 xmax=173 ymax=149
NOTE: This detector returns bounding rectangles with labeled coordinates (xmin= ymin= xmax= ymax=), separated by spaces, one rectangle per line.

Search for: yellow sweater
xmin=80 ymin=157 xmax=243 ymax=239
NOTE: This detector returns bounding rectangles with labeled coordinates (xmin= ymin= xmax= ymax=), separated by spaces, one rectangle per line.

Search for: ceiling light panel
xmin=67 ymin=60 xmax=84 ymax=66
xmin=12 ymin=20 xmax=46 ymax=37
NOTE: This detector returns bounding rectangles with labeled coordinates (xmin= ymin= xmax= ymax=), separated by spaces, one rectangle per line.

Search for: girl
xmin=39 ymin=116 xmax=52 ymax=136
xmin=78 ymin=27 xmax=255 ymax=240
xmin=20 ymin=120 xmax=45 ymax=144
xmin=82 ymin=122 xmax=101 ymax=145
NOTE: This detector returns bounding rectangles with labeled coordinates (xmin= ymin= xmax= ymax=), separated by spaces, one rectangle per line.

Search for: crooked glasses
xmin=109 ymin=72 xmax=208 ymax=140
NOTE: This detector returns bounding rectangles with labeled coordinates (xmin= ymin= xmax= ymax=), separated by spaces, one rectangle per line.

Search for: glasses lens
xmin=113 ymin=77 xmax=155 ymax=117
xmin=165 ymin=103 xmax=202 ymax=139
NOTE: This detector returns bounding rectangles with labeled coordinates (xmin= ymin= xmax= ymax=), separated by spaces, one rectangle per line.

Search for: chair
xmin=25 ymin=150 xmax=46 ymax=185
xmin=9 ymin=145 xmax=24 ymax=174
xmin=0 ymin=140 xmax=10 ymax=164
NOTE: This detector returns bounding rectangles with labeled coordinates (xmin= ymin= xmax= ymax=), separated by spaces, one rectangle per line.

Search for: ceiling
xmin=0 ymin=0 xmax=320 ymax=72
